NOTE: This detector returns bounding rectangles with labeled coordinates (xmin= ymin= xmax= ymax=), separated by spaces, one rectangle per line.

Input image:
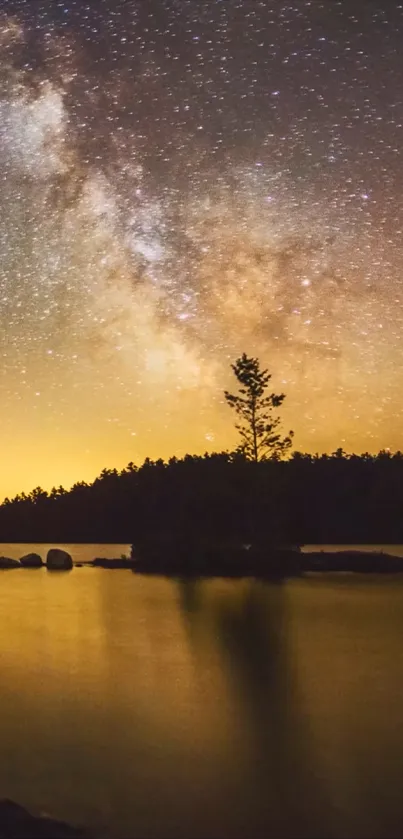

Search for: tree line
xmin=1 ymin=449 xmax=403 ymax=545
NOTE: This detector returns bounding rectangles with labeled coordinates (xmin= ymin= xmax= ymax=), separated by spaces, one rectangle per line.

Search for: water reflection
xmin=212 ymin=581 xmax=298 ymax=835
xmin=177 ymin=578 xmax=335 ymax=838
xmin=1 ymin=567 xmax=403 ymax=837
xmin=288 ymin=575 xmax=403 ymax=839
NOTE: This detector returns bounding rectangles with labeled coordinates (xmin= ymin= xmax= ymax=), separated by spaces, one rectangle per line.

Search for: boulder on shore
xmin=46 ymin=549 xmax=73 ymax=571
xmin=0 ymin=556 xmax=20 ymax=569
xmin=20 ymin=552 xmax=44 ymax=568
xmin=0 ymin=798 xmax=91 ymax=837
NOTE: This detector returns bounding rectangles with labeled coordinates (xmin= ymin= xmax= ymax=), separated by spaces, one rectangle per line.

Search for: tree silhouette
xmin=225 ymin=353 xmax=293 ymax=462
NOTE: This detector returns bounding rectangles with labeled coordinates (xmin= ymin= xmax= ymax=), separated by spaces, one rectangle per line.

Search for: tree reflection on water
xmin=177 ymin=577 xmax=333 ymax=838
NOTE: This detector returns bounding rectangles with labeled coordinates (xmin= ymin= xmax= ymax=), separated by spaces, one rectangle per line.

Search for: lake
xmin=1 ymin=544 xmax=403 ymax=838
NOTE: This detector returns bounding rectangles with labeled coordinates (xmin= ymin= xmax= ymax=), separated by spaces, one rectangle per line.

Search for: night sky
xmin=0 ymin=0 xmax=403 ymax=498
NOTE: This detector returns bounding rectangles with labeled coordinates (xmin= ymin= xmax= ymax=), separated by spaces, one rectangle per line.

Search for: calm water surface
xmin=1 ymin=544 xmax=403 ymax=838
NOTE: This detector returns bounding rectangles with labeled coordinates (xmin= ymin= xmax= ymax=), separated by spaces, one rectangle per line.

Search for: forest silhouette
xmin=1 ymin=448 xmax=403 ymax=548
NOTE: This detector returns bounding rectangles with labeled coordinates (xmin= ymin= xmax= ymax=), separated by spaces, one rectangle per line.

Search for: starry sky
xmin=0 ymin=0 xmax=403 ymax=499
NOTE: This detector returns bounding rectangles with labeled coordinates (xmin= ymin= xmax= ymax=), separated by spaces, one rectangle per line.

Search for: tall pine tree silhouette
xmin=225 ymin=353 xmax=293 ymax=461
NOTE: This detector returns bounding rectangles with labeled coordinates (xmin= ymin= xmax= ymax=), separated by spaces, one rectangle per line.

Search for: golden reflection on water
xmin=288 ymin=576 xmax=403 ymax=839
xmin=0 ymin=567 xmax=403 ymax=837
xmin=0 ymin=570 xmax=257 ymax=838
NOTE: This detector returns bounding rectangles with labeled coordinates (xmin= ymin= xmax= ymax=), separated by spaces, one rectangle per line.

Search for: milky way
xmin=1 ymin=0 xmax=403 ymax=497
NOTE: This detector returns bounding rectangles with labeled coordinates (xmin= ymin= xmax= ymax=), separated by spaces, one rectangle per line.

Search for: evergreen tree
xmin=225 ymin=353 xmax=293 ymax=461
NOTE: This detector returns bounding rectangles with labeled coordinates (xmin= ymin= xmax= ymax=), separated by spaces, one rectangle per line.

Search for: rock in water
xmin=46 ymin=549 xmax=73 ymax=571
xmin=20 ymin=553 xmax=43 ymax=568
xmin=0 ymin=557 xmax=20 ymax=569
xmin=0 ymin=799 xmax=91 ymax=837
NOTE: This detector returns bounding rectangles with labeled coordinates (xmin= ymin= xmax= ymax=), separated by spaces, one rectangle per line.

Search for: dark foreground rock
xmin=0 ymin=799 xmax=91 ymax=838
xmin=46 ymin=549 xmax=73 ymax=571
xmin=0 ymin=557 xmax=20 ymax=569
xmin=19 ymin=553 xmax=43 ymax=568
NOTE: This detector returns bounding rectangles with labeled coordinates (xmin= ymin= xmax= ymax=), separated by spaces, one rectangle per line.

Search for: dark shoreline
xmin=2 ymin=549 xmax=403 ymax=576
xmin=88 ymin=549 xmax=403 ymax=576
